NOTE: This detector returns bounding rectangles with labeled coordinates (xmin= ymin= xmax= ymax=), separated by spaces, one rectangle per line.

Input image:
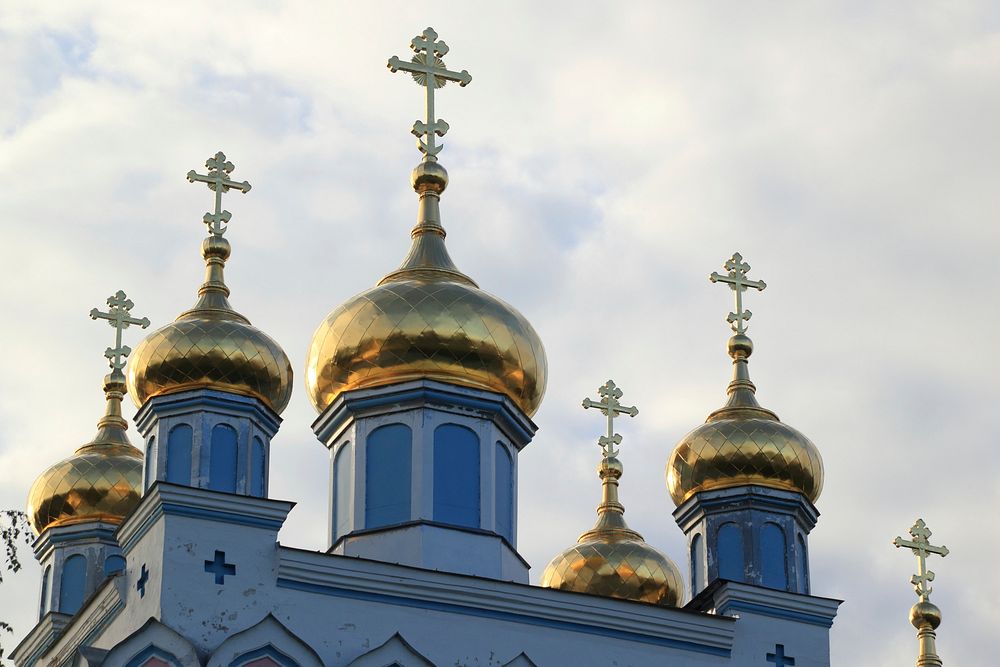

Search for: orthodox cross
xmin=582 ymin=380 xmax=638 ymax=458
xmin=894 ymin=518 xmax=949 ymax=601
xmin=388 ymin=27 xmax=472 ymax=161
xmin=766 ymin=644 xmax=795 ymax=667
xmin=709 ymin=252 xmax=767 ymax=335
xmin=89 ymin=290 xmax=150 ymax=371
xmin=186 ymin=151 xmax=252 ymax=236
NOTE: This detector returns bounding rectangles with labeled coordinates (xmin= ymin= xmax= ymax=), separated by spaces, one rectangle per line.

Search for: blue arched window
xmin=333 ymin=442 xmax=353 ymax=540
xmin=691 ymin=533 xmax=704 ymax=593
xmin=797 ymin=533 xmax=809 ymax=594
xmin=433 ymin=424 xmax=480 ymax=528
xmin=166 ymin=424 xmax=192 ymax=485
xmin=103 ymin=554 xmax=126 ymax=577
xmin=761 ymin=523 xmax=788 ymax=589
xmin=209 ymin=424 xmax=239 ymax=493
xmin=365 ymin=424 xmax=411 ymax=528
xmin=717 ymin=523 xmax=744 ymax=582
xmin=250 ymin=436 xmax=266 ymax=497
xmin=495 ymin=442 xmax=513 ymax=541
xmin=59 ymin=554 xmax=87 ymax=614
xmin=39 ymin=565 xmax=51 ymax=618
xmin=144 ymin=437 xmax=155 ymax=490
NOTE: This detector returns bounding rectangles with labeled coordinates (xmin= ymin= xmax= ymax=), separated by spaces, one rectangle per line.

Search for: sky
xmin=0 ymin=2 xmax=997 ymax=665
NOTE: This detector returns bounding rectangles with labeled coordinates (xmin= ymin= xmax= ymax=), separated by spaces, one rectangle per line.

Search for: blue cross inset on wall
xmin=136 ymin=564 xmax=149 ymax=598
xmin=204 ymin=550 xmax=236 ymax=584
xmin=766 ymin=644 xmax=795 ymax=667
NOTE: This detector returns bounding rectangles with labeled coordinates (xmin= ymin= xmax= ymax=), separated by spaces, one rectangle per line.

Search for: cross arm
xmin=894 ymin=537 xmax=949 ymax=557
xmin=387 ymin=56 xmax=472 ymax=86
xmin=710 ymin=272 xmax=767 ymax=291
xmin=186 ymin=170 xmax=252 ymax=193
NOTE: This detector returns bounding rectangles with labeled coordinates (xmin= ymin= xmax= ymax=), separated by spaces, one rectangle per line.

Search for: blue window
xmin=691 ymin=533 xmax=704 ymax=593
xmin=433 ymin=424 xmax=480 ymax=528
xmin=165 ymin=424 xmax=192 ymax=485
xmin=797 ymin=534 xmax=809 ymax=594
xmin=143 ymin=437 xmax=155 ymax=490
xmin=39 ymin=565 xmax=51 ymax=618
xmin=209 ymin=424 xmax=239 ymax=493
xmin=494 ymin=442 xmax=513 ymax=541
xmin=365 ymin=424 xmax=411 ymax=528
xmin=333 ymin=442 xmax=353 ymax=540
xmin=251 ymin=437 xmax=266 ymax=497
xmin=761 ymin=523 xmax=788 ymax=589
xmin=59 ymin=554 xmax=87 ymax=614
xmin=103 ymin=555 xmax=126 ymax=577
xmin=717 ymin=523 xmax=744 ymax=582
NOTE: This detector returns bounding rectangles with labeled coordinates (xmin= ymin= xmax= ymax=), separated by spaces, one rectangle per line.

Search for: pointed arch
xmin=101 ymin=618 xmax=199 ymax=667
xmin=346 ymin=633 xmax=433 ymax=667
xmin=206 ymin=615 xmax=322 ymax=667
xmin=502 ymin=653 xmax=539 ymax=667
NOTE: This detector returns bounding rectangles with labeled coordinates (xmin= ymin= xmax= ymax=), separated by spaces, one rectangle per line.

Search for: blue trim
xmin=137 ymin=390 xmax=281 ymax=435
xmin=45 ymin=527 xmax=118 ymax=544
xmin=159 ymin=503 xmax=285 ymax=530
xmin=275 ymin=578 xmax=730 ymax=657
xmin=720 ymin=600 xmax=835 ymax=628
xmin=124 ymin=644 xmax=184 ymax=667
xmin=228 ymin=645 xmax=300 ymax=667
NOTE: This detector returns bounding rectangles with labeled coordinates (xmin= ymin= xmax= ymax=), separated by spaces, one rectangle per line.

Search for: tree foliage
xmin=1 ymin=509 xmax=32 ymax=660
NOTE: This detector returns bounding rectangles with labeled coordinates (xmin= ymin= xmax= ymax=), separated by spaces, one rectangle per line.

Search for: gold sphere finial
xmin=202 ymin=234 xmax=231 ymax=260
xmin=411 ymin=160 xmax=448 ymax=194
xmin=910 ymin=600 xmax=942 ymax=630
xmin=727 ymin=333 xmax=753 ymax=359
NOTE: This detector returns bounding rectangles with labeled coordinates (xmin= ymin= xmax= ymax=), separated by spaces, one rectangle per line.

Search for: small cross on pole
xmin=388 ymin=27 xmax=472 ymax=162
xmin=894 ymin=519 xmax=949 ymax=601
xmin=582 ymin=380 xmax=638 ymax=458
xmin=89 ymin=290 xmax=150 ymax=371
xmin=710 ymin=252 xmax=767 ymax=335
xmin=186 ymin=151 xmax=252 ymax=236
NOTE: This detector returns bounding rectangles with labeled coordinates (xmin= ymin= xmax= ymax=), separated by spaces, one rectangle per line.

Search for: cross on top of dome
xmin=710 ymin=252 xmax=767 ymax=335
xmin=186 ymin=151 xmax=252 ymax=237
xmin=89 ymin=290 xmax=150 ymax=372
xmin=582 ymin=380 xmax=638 ymax=458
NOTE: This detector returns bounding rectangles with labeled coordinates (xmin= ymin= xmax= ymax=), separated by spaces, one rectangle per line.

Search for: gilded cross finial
xmin=186 ymin=151 xmax=252 ymax=236
xmin=710 ymin=252 xmax=767 ymax=335
xmin=89 ymin=290 xmax=150 ymax=371
xmin=388 ymin=27 xmax=472 ymax=162
xmin=582 ymin=380 xmax=639 ymax=458
xmin=894 ymin=519 xmax=949 ymax=601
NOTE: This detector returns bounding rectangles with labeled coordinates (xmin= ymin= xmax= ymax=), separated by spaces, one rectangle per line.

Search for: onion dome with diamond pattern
xmin=26 ymin=372 xmax=143 ymax=535
xmin=127 ymin=235 xmax=293 ymax=414
xmin=305 ymin=161 xmax=547 ymax=416
xmin=541 ymin=456 xmax=684 ymax=607
xmin=665 ymin=334 xmax=824 ymax=506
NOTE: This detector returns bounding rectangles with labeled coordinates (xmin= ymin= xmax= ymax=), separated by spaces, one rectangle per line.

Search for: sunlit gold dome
xmin=666 ymin=334 xmax=824 ymax=506
xmin=305 ymin=162 xmax=546 ymax=416
xmin=27 ymin=374 xmax=143 ymax=535
xmin=541 ymin=457 xmax=684 ymax=607
xmin=128 ymin=235 xmax=293 ymax=414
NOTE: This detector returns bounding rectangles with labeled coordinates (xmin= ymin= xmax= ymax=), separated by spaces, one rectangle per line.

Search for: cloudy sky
xmin=1 ymin=2 xmax=997 ymax=665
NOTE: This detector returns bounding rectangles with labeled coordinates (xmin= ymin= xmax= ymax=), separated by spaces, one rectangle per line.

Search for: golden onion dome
xmin=666 ymin=334 xmax=824 ymax=506
xmin=541 ymin=456 xmax=684 ymax=607
xmin=305 ymin=161 xmax=547 ymax=416
xmin=128 ymin=235 xmax=293 ymax=414
xmin=27 ymin=373 xmax=143 ymax=535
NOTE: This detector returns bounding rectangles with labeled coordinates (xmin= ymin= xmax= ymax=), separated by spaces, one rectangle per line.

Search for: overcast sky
xmin=1 ymin=3 xmax=997 ymax=665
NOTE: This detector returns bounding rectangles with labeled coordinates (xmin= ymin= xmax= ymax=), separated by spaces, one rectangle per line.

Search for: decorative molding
xmin=100 ymin=618 xmax=199 ymax=667
xmin=690 ymin=581 xmax=841 ymax=628
xmin=346 ymin=633 xmax=433 ymax=667
xmin=206 ymin=614 xmax=322 ymax=667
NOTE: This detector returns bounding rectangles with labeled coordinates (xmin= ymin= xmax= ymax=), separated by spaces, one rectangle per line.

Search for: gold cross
xmin=89 ymin=290 xmax=150 ymax=371
xmin=582 ymin=380 xmax=638 ymax=458
xmin=894 ymin=519 xmax=949 ymax=601
xmin=186 ymin=151 xmax=252 ymax=236
xmin=388 ymin=27 xmax=472 ymax=162
xmin=710 ymin=252 xmax=767 ymax=335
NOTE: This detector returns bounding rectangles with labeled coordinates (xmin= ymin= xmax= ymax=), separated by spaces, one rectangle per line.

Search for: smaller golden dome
xmin=541 ymin=457 xmax=684 ymax=607
xmin=128 ymin=236 xmax=292 ymax=414
xmin=26 ymin=373 xmax=143 ymax=535
xmin=666 ymin=334 xmax=824 ymax=505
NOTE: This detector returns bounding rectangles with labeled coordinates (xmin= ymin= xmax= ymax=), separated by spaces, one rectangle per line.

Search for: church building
xmin=13 ymin=28 xmax=846 ymax=667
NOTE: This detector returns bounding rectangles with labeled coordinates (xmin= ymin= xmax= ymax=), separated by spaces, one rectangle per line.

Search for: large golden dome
xmin=666 ymin=334 xmax=824 ymax=505
xmin=27 ymin=374 xmax=143 ymax=535
xmin=128 ymin=236 xmax=293 ymax=414
xmin=305 ymin=162 xmax=546 ymax=416
xmin=541 ymin=457 xmax=684 ymax=607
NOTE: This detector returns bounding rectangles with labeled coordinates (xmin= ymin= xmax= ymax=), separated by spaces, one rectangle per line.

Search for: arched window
xmin=365 ymin=424 xmax=412 ymax=528
xmin=144 ymin=437 xmax=155 ymax=490
xmin=761 ymin=523 xmax=788 ymax=589
xmin=166 ymin=424 xmax=192 ymax=485
xmin=39 ymin=565 xmax=51 ymax=618
xmin=251 ymin=437 xmax=266 ymax=497
xmin=691 ymin=533 xmax=704 ymax=593
xmin=717 ymin=523 xmax=744 ymax=582
xmin=494 ymin=442 xmax=513 ymax=541
xmin=433 ymin=424 xmax=480 ymax=528
xmin=59 ymin=554 xmax=87 ymax=614
xmin=333 ymin=442 xmax=353 ymax=540
xmin=209 ymin=424 xmax=239 ymax=493
xmin=104 ymin=554 xmax=127 ymax=577
xmin=797 ymin=533 xmax=810 ymax=594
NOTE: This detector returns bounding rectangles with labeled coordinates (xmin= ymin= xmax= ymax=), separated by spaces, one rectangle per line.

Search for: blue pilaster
xmin=134 ymin=388 xmax=281 ymax=498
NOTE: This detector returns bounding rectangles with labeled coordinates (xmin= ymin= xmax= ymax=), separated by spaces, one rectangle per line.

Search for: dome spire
xmin=382 ymin=27 xmax=476 ymax=287
xmin=894 ymin=519 xmax=949 ymax=667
